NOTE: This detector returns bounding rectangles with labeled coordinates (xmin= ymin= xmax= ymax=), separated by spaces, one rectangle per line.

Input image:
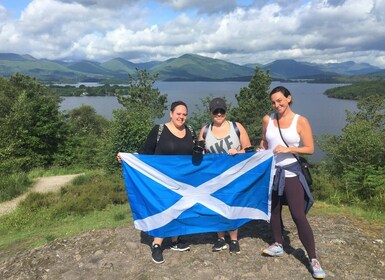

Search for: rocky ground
xmin=0 ymin=209 xmax=384 ymax=279
xmin=0 ymin=175 xmax=384 ymax=280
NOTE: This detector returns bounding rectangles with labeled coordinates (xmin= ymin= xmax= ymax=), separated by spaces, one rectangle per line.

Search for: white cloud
xmin=0 ymin=0 xmax=384 ymax=67
xmin=157 ymin=0 xmax=238 ymax=14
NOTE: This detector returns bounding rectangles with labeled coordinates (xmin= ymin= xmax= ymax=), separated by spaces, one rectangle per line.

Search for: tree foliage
xmin=319 ymin=95 xmax=385 ymax=211
xmin=115 ymin=69 xmax=167 ymax=120
xmin=107 ymin=69 xmax=167 ymax=171
xmin=54 ymin=105 xmax=109 ymax=169
xmin=0 ymin=74 xmax=65 ymax=173
xmin=229 ymin=67 xmax=272 ymax=145
xmin=324 ymin=80 xmax=385 ymax=100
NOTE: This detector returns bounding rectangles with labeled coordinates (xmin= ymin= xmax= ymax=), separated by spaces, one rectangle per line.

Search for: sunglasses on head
xmin=212 ymin=109 xmax=226 ymax=115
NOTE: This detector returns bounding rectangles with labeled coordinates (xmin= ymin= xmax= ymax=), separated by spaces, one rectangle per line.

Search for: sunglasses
xmin=212 ymin=109 xmax=226 ymax=115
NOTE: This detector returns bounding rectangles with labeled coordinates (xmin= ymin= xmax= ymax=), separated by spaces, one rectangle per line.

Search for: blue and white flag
xmin=119 ymin=150 xmax=275 ymax=238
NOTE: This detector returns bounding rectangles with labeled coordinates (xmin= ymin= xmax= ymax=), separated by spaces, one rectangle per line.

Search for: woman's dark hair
xmin=270 ymin=86 xmax=293 ymax=105
xmin=170 ymin=101 xmax=188 ymax=112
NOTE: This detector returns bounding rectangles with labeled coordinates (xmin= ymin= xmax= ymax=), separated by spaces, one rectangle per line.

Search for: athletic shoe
xmin=229 ymin=240 xmax=240 ymax=254
xmin=170 ymin=239 xmax=190 ymax=251
xmin=311 ymin=259 xmax=326 ymax=279
xmin=262 ymin=242 xmax=284 ymax=257
xmin=212 ymin=238 xmax=228 ymax=251
xmin=151 ymin=244 xmax=164 ymax=264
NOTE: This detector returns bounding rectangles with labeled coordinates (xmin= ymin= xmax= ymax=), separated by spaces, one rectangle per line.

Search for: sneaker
xmin=262 ymin=242 xmax=284 ymax=257
xmin=229 ymin=240 xmax=240 ymax=254
xmin=151 ymin=244 xmax=164 ymax=264
xmin=170 ymin=239 xmax=190 ymax=251
xmin=311 ymin=259 xmax=326 ymax=279
xmin=212 ymin=238 xmax=228 ymax=252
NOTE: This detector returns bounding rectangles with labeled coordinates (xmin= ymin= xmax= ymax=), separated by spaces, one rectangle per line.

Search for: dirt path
xmin=0 ymin=174 xmax=83 ymax=216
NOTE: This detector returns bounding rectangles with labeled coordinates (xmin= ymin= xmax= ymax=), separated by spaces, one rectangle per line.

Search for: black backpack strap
xmin=202 ymin=124 xmax=210 ymax=139
xmin=156 ymin=124 xmax=164 ymax=143
xmin=186 ymin=124 xmax=197 ymax=141
xmin=232 ymin=121 xmax=240 ymax=139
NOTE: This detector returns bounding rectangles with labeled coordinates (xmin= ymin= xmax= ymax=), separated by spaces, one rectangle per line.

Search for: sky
xmin=0 ymin=0 xmax=384 ymax=68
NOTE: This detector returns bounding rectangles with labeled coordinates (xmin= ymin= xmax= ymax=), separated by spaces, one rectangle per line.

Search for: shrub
xmin=0 ymin=172 xmax=32 ymax=202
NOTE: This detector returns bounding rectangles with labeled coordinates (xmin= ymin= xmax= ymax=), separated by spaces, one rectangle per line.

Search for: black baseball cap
xmin=209 ymin=97 xmax=227 ymax=113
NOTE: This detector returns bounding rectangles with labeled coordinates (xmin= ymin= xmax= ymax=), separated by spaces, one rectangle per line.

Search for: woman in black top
xmin=122 ymin=101 xmax=194 ymax=264
xmin=139 ymin=102 xmax=194 ymax=155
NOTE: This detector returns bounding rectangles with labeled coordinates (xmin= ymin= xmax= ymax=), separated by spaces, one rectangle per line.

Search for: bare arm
xmin=231 ymin=122 xmax=251 ymax=154
xmin=259 ymin=115 xmax=270 ymax=150
xmin=295 ymin=115 xmax=314 ymax=155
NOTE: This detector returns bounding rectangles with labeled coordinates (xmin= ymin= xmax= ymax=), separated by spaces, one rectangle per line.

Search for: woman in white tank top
xmin=259 ymin=86 xmax=326 ymax=279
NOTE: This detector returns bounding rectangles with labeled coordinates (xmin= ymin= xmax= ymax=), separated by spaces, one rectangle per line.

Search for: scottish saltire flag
xmin=119 ymin=150 xmax=275 ymax=238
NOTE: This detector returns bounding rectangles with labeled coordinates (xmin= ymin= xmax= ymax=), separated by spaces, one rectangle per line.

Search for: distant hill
xmin=0 ymin=52 xmax=383 ymax=83
xmin=101 ymin=58 xmax=137 ymax=74
xmin=151 ymin=54 xmax=253 ymax=81
xmin=261 ymin=59 xmax=333 ymax=79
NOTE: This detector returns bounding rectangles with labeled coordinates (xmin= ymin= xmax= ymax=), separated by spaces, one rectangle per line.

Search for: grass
xmin=0 ymin=204 xmax=132 ymax=255
xmin=27 ymin=166 xmax=88 ymax=179
xmin=0 ymin=172 xmax=32 ymax=203
xmin=0 ymin=169 xmax=129 ymax=255
xmin=311 ymin=201 xmax=385 ymax=222
xmin=0 ymin=166 xmax=88 ymax=203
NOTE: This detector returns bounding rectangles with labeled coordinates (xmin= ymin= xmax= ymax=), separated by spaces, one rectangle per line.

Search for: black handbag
xmin=276 ymin=114 xmax=313 ymax=186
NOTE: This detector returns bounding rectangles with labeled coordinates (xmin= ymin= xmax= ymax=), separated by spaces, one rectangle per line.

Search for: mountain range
xmin=0 ymin=53 xmax=383 ymax=83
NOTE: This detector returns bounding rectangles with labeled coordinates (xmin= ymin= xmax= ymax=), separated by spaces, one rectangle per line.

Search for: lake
xmin=60 ymin=81 xmax=357 ymax=162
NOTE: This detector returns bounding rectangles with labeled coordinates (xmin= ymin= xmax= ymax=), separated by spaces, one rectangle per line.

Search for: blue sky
xmin=0 ymin=0 xmax=384 ymax=68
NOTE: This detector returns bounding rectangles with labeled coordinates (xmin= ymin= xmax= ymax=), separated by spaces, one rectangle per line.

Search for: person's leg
xmin=151 ymin=237 xmax=164 ymax=264
xmin=212 ymin=231 xmax=228 ymax=251
xmin=284 ymin=177 xmax=316 ymax=259
xmin=229 ymin=229 xmax=240 ymax=254
xmin=153 ymin=237 xmax=163 ymax=245
xmin=229 ymin=229 xmax=237 ymax=241
xmin=285 ymin=177 xmax=325 ymax=278
xmin=270 ymin=190 xmax=284 ymax=244
xmin=262 ymin=191 xmax=284 ymax=256
xmin=170 ymin=236 xmax=190 ymax=251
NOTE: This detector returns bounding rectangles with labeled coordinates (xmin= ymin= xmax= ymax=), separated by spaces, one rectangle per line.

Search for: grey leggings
xmin=270 ymin=176 xmax=316 ymax=259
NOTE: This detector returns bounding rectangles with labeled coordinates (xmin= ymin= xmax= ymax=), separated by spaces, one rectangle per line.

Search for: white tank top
xmin=266 ymin=114 xmax=300 ymax=177
xmin=205 ymin=121 xmax=241 ymax=154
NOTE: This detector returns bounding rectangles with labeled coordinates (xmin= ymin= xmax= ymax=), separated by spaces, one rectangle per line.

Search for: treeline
xmin=1 ymin=70 xmax=384 ymax=214
xmin=325 ymin=79 xmax=385 ymax=99
xmin=48 ymin=84 xmax=130 ymax=96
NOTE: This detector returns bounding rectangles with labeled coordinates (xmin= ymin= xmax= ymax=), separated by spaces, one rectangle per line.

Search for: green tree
xmin=54 ymin=105 xmax=109 ymax=168
xmin=0 ymin=74 xmax=65 ymax=172
xmin=107 ymin=69 xmax=167 ymax=171
xmin=115 ymin=69 xmax=167 ymax=120
xmin=319 ymin=95 xmax=385 ymax=210
xmin=229 ymin=67 xmax=271 ymax=145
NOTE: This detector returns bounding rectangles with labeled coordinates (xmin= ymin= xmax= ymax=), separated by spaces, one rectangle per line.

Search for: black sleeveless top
xmin=139 ymin=124 xmax=194 ymax=155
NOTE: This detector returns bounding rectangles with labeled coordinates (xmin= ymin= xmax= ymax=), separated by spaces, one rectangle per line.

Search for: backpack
xmin=157 ymin=124 xmax=197 ymax=143
xmin=202 ymin=121 xmax=240 ymax=140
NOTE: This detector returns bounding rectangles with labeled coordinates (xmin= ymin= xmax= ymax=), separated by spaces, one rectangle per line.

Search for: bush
xmin=50 ymin=173 xmax=127 ymax=218
xmin=0 ymin=172 xmax=32 ymax=202
xmin=1 ymin=172 xmax=128 ymax=233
